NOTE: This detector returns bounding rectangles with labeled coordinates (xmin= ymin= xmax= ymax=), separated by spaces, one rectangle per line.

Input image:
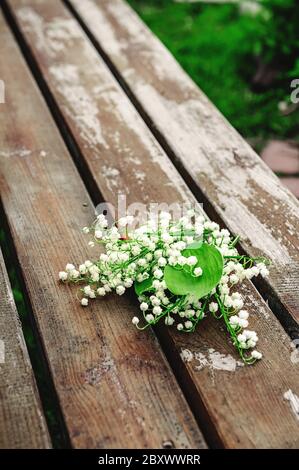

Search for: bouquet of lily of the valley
xmin=59 ymin=210 xmax=269 ymax=364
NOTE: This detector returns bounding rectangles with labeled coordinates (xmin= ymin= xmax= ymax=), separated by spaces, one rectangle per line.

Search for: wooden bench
xmin=0 ymin=0 xmax=298 ymax=449
xmin=0 ymin=250 xmax=50 ymax=448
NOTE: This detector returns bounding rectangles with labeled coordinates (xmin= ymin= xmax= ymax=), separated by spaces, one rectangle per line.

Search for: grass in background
xmin=127 ymin=0 xmax=298 ymax=147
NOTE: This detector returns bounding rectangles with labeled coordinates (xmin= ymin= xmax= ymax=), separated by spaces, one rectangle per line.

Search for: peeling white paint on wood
xmin=284 ymin=389 xmax=299 ymax=422
xmin=181 ymin=347 xmax=243 ymax=372
xmin=99 ymin=87 xmax=194 ymax=203
xmin=72 ymin=0 xmax=127 ymax=60
xmin=16 ymin=2 xmax=198 ymax=203
xmin=0 ymin=148 xmax=32 ymax=158
xmin=180 ymin=348 xmax=194 ymax=363
xmin=49 ymin=64 xmax=108 ymax=149
xmin=195 ymin=349 xmax=244 ymax=372
xmin=101 ymin=165 xmax=121 ymax=192
xmin=17 ymin=7 xmax=81 ymax=56
xmin=99 ymin=0 xmax=194 ymax=91
xmin=135 ymin=170 xmax=146 ymax=183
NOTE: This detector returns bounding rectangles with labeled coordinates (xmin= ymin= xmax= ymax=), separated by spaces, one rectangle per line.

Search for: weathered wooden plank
xmin=0 ymin=10 xmax=206 ymax=449
xmin=67 ymin=0 xmax=299 ymax=334
xmin=0 ymin=249 xmax=51 ymax=448
xmin=6 ymin=0 xmax=299 ymax=448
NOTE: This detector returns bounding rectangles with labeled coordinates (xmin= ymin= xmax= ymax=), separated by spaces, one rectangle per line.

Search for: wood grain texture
xmin=6 ymin=0 xmax=299 ymax=448
xmin=0 ymin=249 xmax=51 ymax=448
xmin=0 ymin=10 xmax=205 ymax=449
xmin=67 ymin=0 xmax=299 ymax=332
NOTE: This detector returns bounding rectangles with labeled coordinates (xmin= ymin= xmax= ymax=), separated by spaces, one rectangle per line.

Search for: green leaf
xmin=134 ymin=276 xmax=153 ymax=296
xmin=164 ymin=243 xmax=223 ymax=300
xmin=182 ymin=240 xmax=203 ymax=251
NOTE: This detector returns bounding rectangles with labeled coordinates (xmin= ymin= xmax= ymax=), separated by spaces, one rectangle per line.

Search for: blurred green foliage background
xmin=127 ymin=0 xmax=299 ymax=148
